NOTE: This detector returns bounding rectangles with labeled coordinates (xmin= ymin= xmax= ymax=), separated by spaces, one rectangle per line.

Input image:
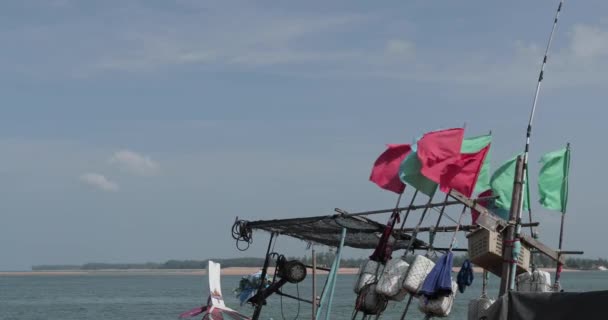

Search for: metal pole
xmin=526 ymin=168 xmax=538 ymax=270
xmin=252 ymin=233 xmax=275 ymax=320
xmin=312 ymin=244 xmax=317 ymax=319
xmin=427 ymin=193 xmax=451 ymax=251
xmin=399 ymin=295 xmax=414 ymax=320
xmin=554 ymin=212 xmax=566 ymax=290
xmin=324 ymin=228 xmax=347 ymax=320
xmin=448 ymin=204 xmax=468 ymax=251
xmin=397 ymin=190 xmax=419 ymax=231
xmin=554 ymin=143 xmax=571 ymax=290
xmin=499 ymin=156 xmax=524 ymax=296
xmin=398 ymin=193 xmax=434 ymax=320
xmin=504 ymin=0 xmax=565 ymax=296
xmin=403 ymin=193 xmax=435 ymax=256
xmin=482 ymin=270 xmax=489 ymax=297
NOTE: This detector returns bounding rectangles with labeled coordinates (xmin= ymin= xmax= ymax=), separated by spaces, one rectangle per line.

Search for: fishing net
xmin=233 ymin=214 xmax=428 ymax=250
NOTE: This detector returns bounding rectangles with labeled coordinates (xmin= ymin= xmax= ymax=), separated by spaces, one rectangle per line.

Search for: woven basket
xmin=466 ymin=228 xmax=530 ymax=276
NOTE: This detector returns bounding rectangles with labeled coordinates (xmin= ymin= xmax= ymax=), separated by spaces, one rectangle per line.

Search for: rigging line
xmin=280 ymin=283 xmax=301 ymax=320
xmin=430 ymin=204 xmax=461 ymax=226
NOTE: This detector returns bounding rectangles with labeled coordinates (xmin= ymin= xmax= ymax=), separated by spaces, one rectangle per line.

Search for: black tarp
xmin=483 ymin=290 xmax=608 ymax=320
xmin=238 ymin=214 xmax=428 ymax=250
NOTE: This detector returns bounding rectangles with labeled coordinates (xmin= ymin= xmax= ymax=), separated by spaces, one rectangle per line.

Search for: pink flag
xmin=416 ymin=128 xmax=465 ymax=185
xmin=471 ymin=189 xmax=494 ymax=225
xmin=440 ymin=143 xmax=490 ymax=198
xmin=369 ymin=144 xmax=411 ymax=194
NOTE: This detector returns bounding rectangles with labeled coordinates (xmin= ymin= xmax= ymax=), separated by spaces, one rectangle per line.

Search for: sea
xmin=1 ymin=271 xmax=608 ymax=320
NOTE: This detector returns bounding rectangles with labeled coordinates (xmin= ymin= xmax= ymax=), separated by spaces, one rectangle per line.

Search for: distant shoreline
xmin=0 ymin=267 xmax=584 ymax=277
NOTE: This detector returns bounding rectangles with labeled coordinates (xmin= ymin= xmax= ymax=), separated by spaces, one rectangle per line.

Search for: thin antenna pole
xmin=509 ymin=0 xmax=565 ymax=292
xmin=524 ymin=0 xmax=564 ymax=148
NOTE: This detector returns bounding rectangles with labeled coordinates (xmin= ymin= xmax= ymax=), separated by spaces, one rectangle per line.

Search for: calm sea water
xmin=1 ymin=271 xmax=608 ymax=320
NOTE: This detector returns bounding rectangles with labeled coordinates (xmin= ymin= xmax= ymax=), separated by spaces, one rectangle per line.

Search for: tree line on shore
xmin=32 ymin=254 xmax=608 ymax=271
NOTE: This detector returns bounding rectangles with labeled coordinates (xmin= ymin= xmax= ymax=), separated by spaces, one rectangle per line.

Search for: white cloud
xmin=5 ymin=1 xmax=608 ymax=90
xmin=569 ymin=24 xmax=608 ymax=59
xmin=92 ymin=13 xmax=366 ymax=72
xmin=80 ymin=173 xmax=119 ymax=192
xmin=109 ymin=150 xmax=160 ymax=176
xmin=385 ymin=39 xmax=415 ymax=58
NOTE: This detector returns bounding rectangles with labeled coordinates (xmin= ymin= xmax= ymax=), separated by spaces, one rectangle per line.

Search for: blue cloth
xmin=235 ymin=272 xmax=269 ymax=306
xmin=419 ymin=252 xmax=454 ymax=299
xmin=457 ymin=259 xmax=474 ymax=293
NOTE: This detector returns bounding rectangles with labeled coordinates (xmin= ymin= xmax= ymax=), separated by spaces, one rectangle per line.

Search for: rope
xmin=280 ymin=283 xmax=301 ymax=320
xmin=481 ymin=270 xmax=489 ymax=298
xmin=430 ymin=205 xmax=461 ymax=228
xmin=231 ymin=219 xmax=253 ymax=251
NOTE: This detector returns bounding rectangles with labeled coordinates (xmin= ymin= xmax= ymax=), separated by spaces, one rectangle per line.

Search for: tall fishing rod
xmin=507 ymin=0 xmax=565 ymax=291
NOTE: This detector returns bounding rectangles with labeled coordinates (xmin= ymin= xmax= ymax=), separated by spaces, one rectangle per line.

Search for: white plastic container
xmin=353 ymin=260 xmax=381 ymax=294
xmin=418 ymin=281 xmax=458 ymax=317
xmin=376 ymin=258 xmax=410 ymax=300
xmin=516 ymin=270 xmax=552 ymax=293
xmin=402 ymin=255 xmax=435 ymax=294
xmin=467 ymin=296 xmax=495 ymax=320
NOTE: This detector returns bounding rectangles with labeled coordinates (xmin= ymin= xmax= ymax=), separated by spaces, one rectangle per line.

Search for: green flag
xmin=460 ymin=134 xmax=492 ymax=194
xmin=538 ymin=147 xmax=570 ymax=212
xmin=490 ymin=154 xmax=530 ymax=211
xmin=399 ymin=151 xmax=437 ymax=197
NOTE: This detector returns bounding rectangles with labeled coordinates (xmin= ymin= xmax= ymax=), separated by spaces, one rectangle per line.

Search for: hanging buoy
xmin=354 ymin=260 xmax=381 ymax=294
xmin=467 ymin=296 xmax=495 ymax=320
xmin=356 ymin=283 xmax=388 ymax=315
xmin=376 ymin=257 xmax=410 ymax=301
xmin=418 ymin=280 xmax=458 ymax=317
xmin=402 ymin=255 xmax=435 ymax=294
xmin=516 ymin=269 xmax=552 ymax=292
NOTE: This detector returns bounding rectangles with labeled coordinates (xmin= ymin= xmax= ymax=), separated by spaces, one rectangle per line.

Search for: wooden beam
xmin=395 ymin=222 xmax=539 ymax=235
xmin=448 ymin=190 xmax=507 ymax=231
xmin=499 ymin=156 xmax=525 ymax=296
xmin=557 ymin=250 xmax=584 ymax=255
xmin=520 ymin=234 xmax=566 ymax=264
xmin=334 ymin=195 xmax=497 ymax=218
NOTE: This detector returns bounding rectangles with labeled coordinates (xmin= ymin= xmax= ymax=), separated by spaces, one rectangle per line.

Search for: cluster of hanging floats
xmin=351 ymin=247 xmax=557 ymax=319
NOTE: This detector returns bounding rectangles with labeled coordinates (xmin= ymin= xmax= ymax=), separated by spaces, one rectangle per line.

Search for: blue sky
xmin=2 ymin=0 xmax=608 ymax=270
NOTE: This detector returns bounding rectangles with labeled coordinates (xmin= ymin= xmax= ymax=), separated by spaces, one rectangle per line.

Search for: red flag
xmin=440 ymin=143 xmax=490 ymax=197
xmin=471 ymin=189 xmax=494 ymax=224
xmin=369 ymin=144 xmax=411 ymax=194
xmin=416 ymin=128 xmax=465 ymax=185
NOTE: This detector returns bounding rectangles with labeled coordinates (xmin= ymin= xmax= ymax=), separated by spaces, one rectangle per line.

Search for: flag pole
xmin=554 ymin=143 xmax=570 ymax=290
xmin=352 ymin=191 xmax=407 ymax=320
xmin=427 ymin=193 xmax=450 ymax=252
xmin=507 ymin=0 xmax=565 ymax=293
xmin=397 ymin=190 xmax=419 ymax=233
xmin=399 ymin=192 xmax=435 ymax=320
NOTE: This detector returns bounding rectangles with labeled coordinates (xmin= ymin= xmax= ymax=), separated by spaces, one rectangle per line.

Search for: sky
xmin=2 ymin=0 xmax=608 ymax=271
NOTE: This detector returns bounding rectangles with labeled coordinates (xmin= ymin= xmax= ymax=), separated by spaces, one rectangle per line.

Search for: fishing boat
xmin=183 ymin=1 xmax=608 ymax=319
